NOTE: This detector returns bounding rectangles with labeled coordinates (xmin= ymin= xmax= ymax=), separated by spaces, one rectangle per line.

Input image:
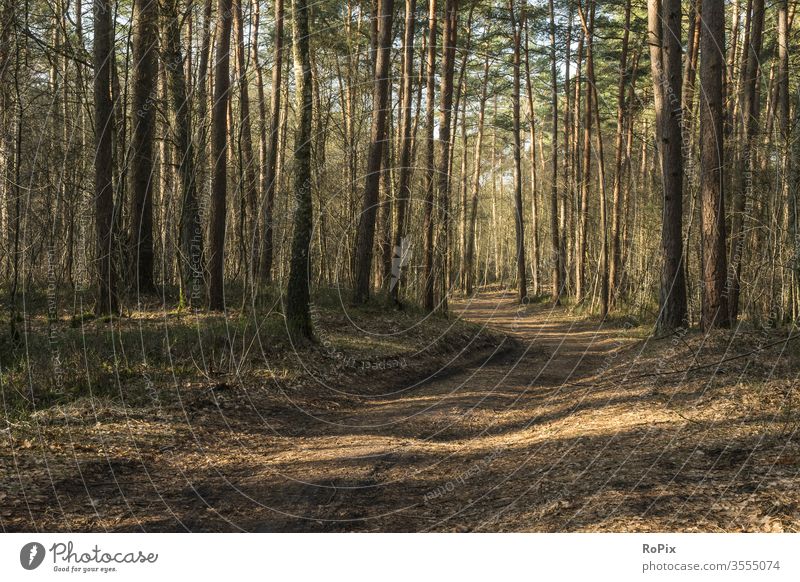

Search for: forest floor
xmin=2 ymin=291 xmax=799 ymax=532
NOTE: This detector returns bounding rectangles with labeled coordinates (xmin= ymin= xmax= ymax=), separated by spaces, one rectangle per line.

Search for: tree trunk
xmin=777 ymin=0 xmax=794 ymax=317
xmin=728 ymin=0 xmax=764 ymax=322
xmin=656 ymin=0 xmax=688 ymax=331
xmin=699 ymin=0 xmax=730 ymax=329
xmin=609 ymin=0 xmax=631 ymax=303
xmin=93 ymin=0 xmax=118 ymax=314
xmin=353 ymin=0 xmax=395 ymax=304
xmin=510 ymin=0 xmax=527 ymax=303
xmin=548 ymin=0 xmax=562 ymax=303
xmin=163 ymin=0 xmax=204 ymax=306
xmin=435 ymin=0 xmax=458 ymax=310
xmin=524 ymin=17 xmax=539 ymax=296
xmin=232 ymin=0 xmax=257 ymax=288
xmin=285 ymin=0 xmax=315 ymax=339
xmin=570 ymin=18 xmax=584 ymax=296
xmin=465 ymin=53 xmax=489 ymax=296
xmin=208 ymin=0 xmax=233 ymax=310
xmin=390 ymin=0 xmax=417 ymax=305
xmin=422 ymin=0 xmax=437 ymax=311
xmin=129 ymin=0 xmax=158 ymax=292
xmin=576 ymin=0 xmax=593 ymax=303
xmin=258 ymin=0 xmax=284 ymax=283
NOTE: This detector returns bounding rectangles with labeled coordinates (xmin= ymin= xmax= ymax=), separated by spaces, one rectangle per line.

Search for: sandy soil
xmin=2 ymin=291 xmax=798 ymax=532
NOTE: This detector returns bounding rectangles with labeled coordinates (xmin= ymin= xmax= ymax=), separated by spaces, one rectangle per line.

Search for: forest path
xmin=185 ymin=290 xmax=774 ymax=532
xmin=22 ymin=291 xmax=795 ymax=532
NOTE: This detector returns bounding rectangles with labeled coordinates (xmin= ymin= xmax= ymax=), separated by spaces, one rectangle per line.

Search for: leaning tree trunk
xmin=208 ymin=0 xmax=233 ymax=310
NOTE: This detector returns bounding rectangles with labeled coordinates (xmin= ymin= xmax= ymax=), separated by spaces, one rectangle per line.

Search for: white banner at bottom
xmin=1 ymin=533 xmax=797 ymax=581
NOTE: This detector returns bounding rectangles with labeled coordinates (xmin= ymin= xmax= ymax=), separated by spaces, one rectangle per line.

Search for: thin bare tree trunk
xmin=208 ymin=0 xmax=233 ymax=310
xmin=464 ymin=53 xmax=489 ymax=296
xmin=609 ymin=0 xmax=630 ymax=304
xmin=232 ymin=0 xmax=257 ymax=289
xmin=509 ymin=0 xmax=527 ymax=303
xmin=422 ymin=0 xmax=437 ymax=310
xmin=547 ymin=0 xmax=562 ymax=303
xmin=524 ymin=17 xmax=539 ymax=296
xmin=728 ymin=0 xmax=764 ymax=322
xmin=258 ymin=0 xmax=284 ymax=283
xmin=576 ymin=0 xmax=593 ymax=303
xmin=435 ymin=0 xmax=458 ymax=310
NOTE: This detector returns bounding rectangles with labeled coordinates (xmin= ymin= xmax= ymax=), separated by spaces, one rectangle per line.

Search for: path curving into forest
xmin=10 ymin=291 xmax=796 ymax=532
xmin=196 ymin=290 xmax=794 ymax=532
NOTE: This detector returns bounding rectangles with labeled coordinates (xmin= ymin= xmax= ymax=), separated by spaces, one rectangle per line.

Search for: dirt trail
xmin=161 ymin=291 xmax=793 ymax=532
xmin=9 ymin=291 xmax=798 ymax=532
xmin=244 ymin=291 xmax=640 ymax=532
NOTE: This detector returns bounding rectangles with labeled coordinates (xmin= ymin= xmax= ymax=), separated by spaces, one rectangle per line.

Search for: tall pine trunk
xmin=232 ymin=0 xmax=257 ymax=288
xmin=609 ymin=0 xmax=631 ymax=303
xmin=390 ymin=0 xmax=417 ymax=305
xmin=699 ymin=0 xmax=730 ymax=329
xmin=285 ymin=0 xmax=314 ymax=339
xmin=93 ymin=0 xmax=118 ymax=314
xmin=464 ymin=54 xmax=489 ymax=296
xmin=728 ymin=0 xmax=764 ymax=323
xmin=548 ymin=0 xmax=562 ymax=303
xmin=258 ymin=0 xmax=284 ymax=283
xmin=208 ymin=0 xmax=233 ymax=310
xmin=656 ymin=0 xmax=687 ymax=331
xmin=422 ymin=0 xmax=437 ymax=310
xmin=510 ymin=0 xmax=527 ymax=303
xmin=524 ymin=18 xmax=539 ymax=296
xmin=129 ymin=0 xmax=158 ymax=292
xmin=353 ymin=0 xmax=395 ymax=304
xmin=163 ymin=0 xmax=204 ymax=306
xmin=435 ymin=0 xmax=458 ymax=310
